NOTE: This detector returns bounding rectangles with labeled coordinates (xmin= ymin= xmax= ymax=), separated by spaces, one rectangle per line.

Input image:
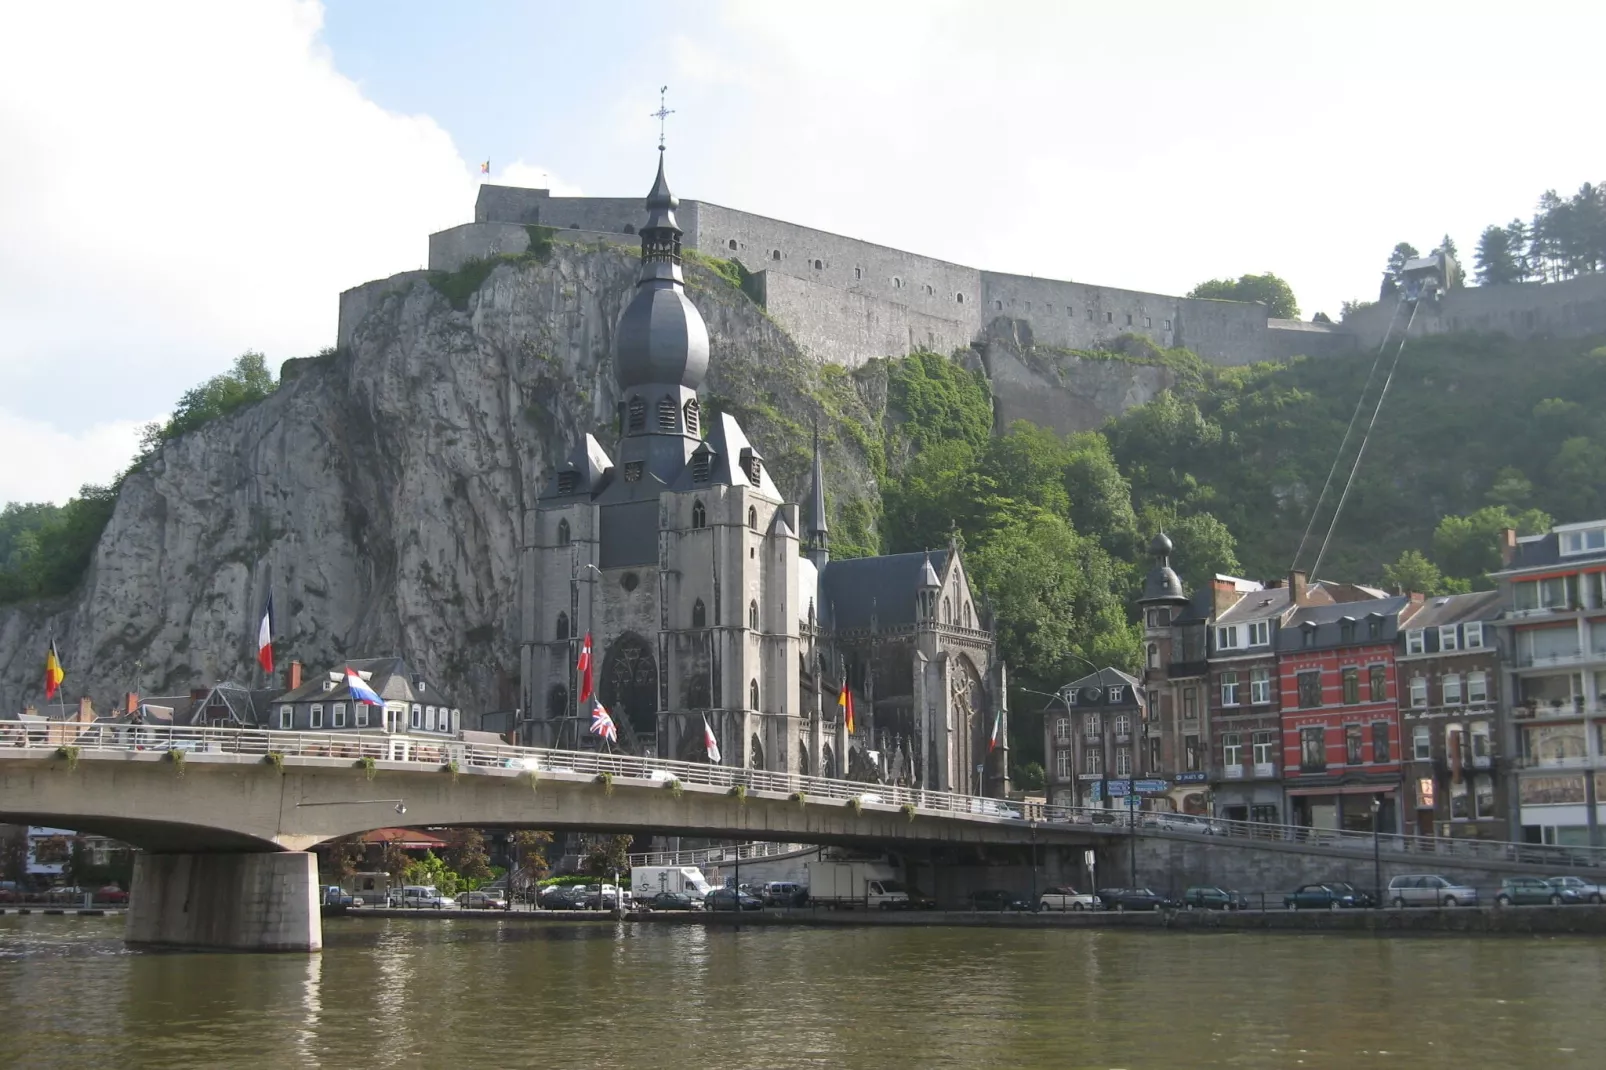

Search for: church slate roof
xmin=667 ymin=411 xmax=782 ymax=498
xmin=820 ymin=550 xmax=949 ymax=630
xmin=541 ymin=434 xmax=614 ymax=500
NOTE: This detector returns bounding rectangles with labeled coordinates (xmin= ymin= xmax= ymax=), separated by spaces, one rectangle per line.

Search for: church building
xmin=517 ymin=149 xmax=1006 ymax=795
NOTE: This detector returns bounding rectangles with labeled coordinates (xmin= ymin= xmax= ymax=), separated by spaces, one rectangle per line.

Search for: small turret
xmin=1139 ymin=531 xmax=1187 ymax=609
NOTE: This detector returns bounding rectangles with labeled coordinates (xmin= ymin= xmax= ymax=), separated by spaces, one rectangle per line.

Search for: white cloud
xmin=0 ymin=411 xmax=152 ymax=504
xmin=0 ymin=1 xmax=574 ymax=504
xmin=495 ymin=161 xmax=583 ymax=197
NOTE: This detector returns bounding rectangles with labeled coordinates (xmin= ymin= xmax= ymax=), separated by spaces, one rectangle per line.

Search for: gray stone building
xmin=1489 ymin=518 xmax=1606 ymax=847
xmin=518 ymin=151 xmax=1003 ymax=794
xmin=267 ymin=657 xmax=459 ymax=739
xmin=1045 ymin=667 xmax=1146 ymax=810
xmin=1394 ymin=590 xmax=1505 ymax=840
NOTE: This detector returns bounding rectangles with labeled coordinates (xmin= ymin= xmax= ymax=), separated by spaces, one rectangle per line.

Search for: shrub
xmin=901 ymin=802 xmax=916 ymax=822
xmin=357 ymin=755 xmax=376 ymax=781
xmin=596 ymin=771 xmax=614 ymax=796
xmin=168 ymin=748 xmax=186 ymax=777
xmin=790 ymin=791 xmax=808 ymax=808
xmin=666 ymin=778 xmax=684 ymax=799
xmin=264 ymin=751 xmax=284 ymax=773
xmin=55 ymin=745 xmax=80 ymax=773
xmin=443 ymin=758 xmax=460 ymax=783
xmin=729 ymin=784 xmax=748 ymax=805
xmin=847 ymin=796 xmax=863 ymax=815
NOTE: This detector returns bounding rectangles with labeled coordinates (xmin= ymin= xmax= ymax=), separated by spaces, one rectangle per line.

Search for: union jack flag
xmin=589 ymin=701 xmax=617 ymax=744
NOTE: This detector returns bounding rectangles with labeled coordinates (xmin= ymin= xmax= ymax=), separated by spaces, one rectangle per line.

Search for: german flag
xmin=43 ymin=638 xmax=65 ymax=700
xmin=838 ymin=675 xmax=854 ymax=735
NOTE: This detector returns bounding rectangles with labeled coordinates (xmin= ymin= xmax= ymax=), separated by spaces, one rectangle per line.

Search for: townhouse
xmin=1489 ymin=518 xmax=1606 ymax=847
xmin=1136 ymin=534 xmax=1213 ymax=815
xmin=1277 ymin=594 xmax=1422 ymax=834
xmin=1045 ymin=667 xmax=1147 ymax=810
xmin=1395 ymin=591 xmax=1506 ymax=840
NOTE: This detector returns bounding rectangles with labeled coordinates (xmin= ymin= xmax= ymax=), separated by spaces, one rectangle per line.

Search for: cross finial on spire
xmin=651 ymin=85 xmax=674 ymax=151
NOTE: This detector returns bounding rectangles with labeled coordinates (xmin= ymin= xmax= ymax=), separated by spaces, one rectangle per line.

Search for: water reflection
xmin=2 ymin=916 xmax=1606 ymax=1069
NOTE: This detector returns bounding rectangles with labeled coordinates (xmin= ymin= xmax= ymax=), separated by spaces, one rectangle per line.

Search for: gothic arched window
xmin=823 ymin=743 xmax=836 ymax=779
xmin=657 ymin=395 xmax=678 ymax=433
xmin=749 ymin=679 xmax=759 ymax=710
xmin=556 ymin=519 xmax=570 ymax=546
xmin=599 ymin=633 xmax=658 ymax=740
xmin=691 ymin=500 xmax=706 ymax=529
xmin=943 ymin=596 xmax=952 ymax=624
xmin=748 ymin=505 xmax=758 ymax=530
xmin=749 ymin=599 xmax=759 ymax=631
xmin=962 ymin=602 xmax=972 ymax=629
xmin=683 ymin=398 xmax=700 ymax=436
xmin=750 ymin=733 xmax=765 ymax=770
xmin=692 ymin=598 xmax=707 ymax=628
xmin=556 ymin=611 xmax=570 ymax=641
xmin=627 ymin=396 xmax=646 ymax=433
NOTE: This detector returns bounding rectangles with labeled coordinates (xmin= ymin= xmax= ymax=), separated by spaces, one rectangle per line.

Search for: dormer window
xmin=1560 ymin=526 xmax=1606 ymax=555
xmin=627 ymin=396 xmax=646 ymax=433
xmin=692 ymin=451 xmax=711 ymax=483
xmin=322 ymin=680 xmax=335 ymax=692
xmin=683 ymin=398 xmax=700 ymax=436
xmin=657 ymin=396 xmax=678 ymax=432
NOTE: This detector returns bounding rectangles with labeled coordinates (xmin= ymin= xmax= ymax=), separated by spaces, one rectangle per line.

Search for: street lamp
xmin=1370 ymin=795 xmax=1382 ymax=909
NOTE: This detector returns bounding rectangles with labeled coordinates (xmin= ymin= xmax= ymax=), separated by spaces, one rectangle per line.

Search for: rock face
xmin=0 ymin=243 xmax=880 ymax=717
xmin=0 ymin=245 xmax=1178 ymax=717
xmin=974 ymin=318 xmax=1180 ymax=436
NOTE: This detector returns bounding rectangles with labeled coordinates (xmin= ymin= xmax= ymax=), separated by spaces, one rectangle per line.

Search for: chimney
xmin=124 ymin=691 xmax=139 ymax=715
xmin=288 ymin=660 xmax=303 ymax=690
xmin=1499 ymin=527 xmax=1518 ymax=567
xmin=1288 ymin=570 xmax=1309 ymax=607
xmin=1211 ymin=577 xmax=1238 ymax=617
xmin=76 ymin=696 xmax=95 ymax=722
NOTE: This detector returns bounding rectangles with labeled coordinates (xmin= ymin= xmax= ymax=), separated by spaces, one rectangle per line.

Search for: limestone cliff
xmin=0 ymin=242 xmax=882 ymax=716
xmin=973 ymin=319 xmax=1190 ymax=436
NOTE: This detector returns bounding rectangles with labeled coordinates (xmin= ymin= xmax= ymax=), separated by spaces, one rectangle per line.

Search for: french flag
xmin=344 ymin=666 xmax=384 ymax=706
xmin=257 ymin=592 xmax=274 ymax=674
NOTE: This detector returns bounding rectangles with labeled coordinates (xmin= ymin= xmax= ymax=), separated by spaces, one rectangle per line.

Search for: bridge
xmin=4 ymin=724 xmax=1601 ymax=950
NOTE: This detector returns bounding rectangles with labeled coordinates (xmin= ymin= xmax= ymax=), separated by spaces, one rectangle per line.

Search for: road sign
xmin=1134 ymin=779 xmax=1167 ymax=794
xmin=1106 ymin=779 xmax=1131 ymax=796
xmin=1174 ymin=772 xmax=1208 ymax=784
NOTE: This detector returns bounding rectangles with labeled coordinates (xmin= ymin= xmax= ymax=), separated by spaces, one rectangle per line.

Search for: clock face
xmin=1083 ymin=687 xmax=1102 ymax=704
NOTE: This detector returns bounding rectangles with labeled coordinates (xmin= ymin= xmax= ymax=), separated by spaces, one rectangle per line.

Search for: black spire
xmin=806 ymin=423 xmax=829 ymax=566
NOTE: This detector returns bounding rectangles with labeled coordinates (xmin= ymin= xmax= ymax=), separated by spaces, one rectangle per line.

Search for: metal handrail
xmin=626 ymin=841 xmax=809 ymax=868
xmin=6 ymin=722 xmax=1606 ymax=868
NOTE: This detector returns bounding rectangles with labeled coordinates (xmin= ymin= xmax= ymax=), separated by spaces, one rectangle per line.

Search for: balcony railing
xmin=1514 ymin=755 xmax=1595 ymax=770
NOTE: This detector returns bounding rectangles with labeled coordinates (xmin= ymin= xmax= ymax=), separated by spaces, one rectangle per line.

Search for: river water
xmin=2 ymin=914 xmax=1603 ymax=1068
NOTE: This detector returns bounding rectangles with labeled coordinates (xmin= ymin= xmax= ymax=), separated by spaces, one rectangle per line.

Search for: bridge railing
xmin=626 ymin=841 xmax=809 ymax=868
xmin=13 ymin=723 xmax=1606 ymax=870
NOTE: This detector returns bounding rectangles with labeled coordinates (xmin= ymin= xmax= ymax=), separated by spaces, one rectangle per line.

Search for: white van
xmin=630 ymin=866 xmax=714 ymax=902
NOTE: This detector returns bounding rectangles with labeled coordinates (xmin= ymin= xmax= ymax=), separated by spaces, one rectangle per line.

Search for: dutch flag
xmin=344 ymin=666 xmax=384 ymax=706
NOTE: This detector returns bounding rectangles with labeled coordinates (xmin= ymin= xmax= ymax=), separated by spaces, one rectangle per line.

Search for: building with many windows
xmin=1045 ymin=667 xmax=1146 ymax=810
xmin=1490 ymin=518 xmax=1606 ymax=847
xmin=268 ymin=657 xmax=460 ymax=739
xmin=1136 ymin=535 xmax=1213 ymax=815
xmin=1394 ymin=591 xmax=1505 ymax=840
xmin=1277 ymin=594 xmax=1422 ymax=834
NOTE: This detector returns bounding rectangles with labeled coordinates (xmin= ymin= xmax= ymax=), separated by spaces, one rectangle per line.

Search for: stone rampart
xmin=1343 ymin=274 xmax=1606 ymax=350
xmin=760 ymin=271 xmax=976 ymax=369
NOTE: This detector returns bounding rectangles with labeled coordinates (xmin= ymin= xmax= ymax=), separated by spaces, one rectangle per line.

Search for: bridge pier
xmin=126 ymin=851 xmax=322 ymax=952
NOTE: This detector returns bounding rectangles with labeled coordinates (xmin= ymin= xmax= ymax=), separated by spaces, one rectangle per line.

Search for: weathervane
xmin=651 ymin=85 xmax=674 ymax=151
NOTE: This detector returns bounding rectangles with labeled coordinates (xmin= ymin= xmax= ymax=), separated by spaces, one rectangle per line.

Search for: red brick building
xmin=1278 ymin=595 xmax=1424 ymax=834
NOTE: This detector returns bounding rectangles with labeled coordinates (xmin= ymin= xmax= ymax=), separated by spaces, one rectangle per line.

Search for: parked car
xmin=645 ymin=891 xmax=700 ymax=911
xmin=457 ymin=890 xmax=508 ymax=910
xmin=1495 ymin=877 xmax=1576 ymax=907
xmin=1324 ymin=882 xmax=1377 ymax=909
xmin=1546 ymin=876 xmax=1606 ymax=904
xmin=1145 ymin=813 xmax=1221 ymax=835
xmin=322 ymin=886 xmax=364 ymax=908
xmin=1038 ymin=886 xmax=1101 ymax=911
xmin=0 ymin=881 xmax=21 ymax=903
xmin=1181 ymin=886 xmax=1248 ymax=910
xmin=759 ymin=881 xmax=807 ymax=907
xmin=44 ymin=885 xmax=86 ymax=903
xmin=1097 ymin=888 xmax=1176 ymax=912
xmin=93 ymin=885 xmax=129 ymax=904
xmin=964 ymin=889 xmax=1032 ymax=912
xmin=538 ymin=885 xmax=586 ymax=910
xmin=389 ymin=885 xmax=453 ymax=909
xmin=1387 ymin=874 xmax=1479 ymax=908
xmin=705 ymin=888 xmax=764 ymax=911
xmin=1284 ymin=883 xmax=1362 ymax=910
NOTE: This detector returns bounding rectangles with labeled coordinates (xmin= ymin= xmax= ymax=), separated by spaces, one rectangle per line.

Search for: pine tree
xmin=1474 ymin=225 xmax=1520 ymax=286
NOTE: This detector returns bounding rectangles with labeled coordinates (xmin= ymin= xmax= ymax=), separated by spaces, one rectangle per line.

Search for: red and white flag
xmin=702 ymin=716 xmax=721 ymax=764
xmin=257 ymin=592 xmax=274 ymax=674
xmin=577 ymin=633 xmax=594 ymax=705
xmin=988 ymin=709 xmax=1003 ymax=753
xmin=589 ymin=701 xmax=617 ymax=744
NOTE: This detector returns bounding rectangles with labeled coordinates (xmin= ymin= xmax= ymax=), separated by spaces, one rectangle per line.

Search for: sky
xmin=1 ymin=0 xmax=1600 ymax=506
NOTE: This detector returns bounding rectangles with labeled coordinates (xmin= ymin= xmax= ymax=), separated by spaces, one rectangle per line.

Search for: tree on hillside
xmin=1137 ymin=506 xmax=1241 ymax=591
xmin=1187 ymin=273 xmax=1300 ymax=318
xmin=1381 ymin=550 xmax=1465 ymax=596
xmin=1475 ymin=224 xmax=1522 ymax=286
xmin=1379 ymin=242 xmax=1420 ymax=298
xmin=1431 ymin=506 xmax=1552 ymax=587
xmin=138 ymin=350 xmax=278 ymax=458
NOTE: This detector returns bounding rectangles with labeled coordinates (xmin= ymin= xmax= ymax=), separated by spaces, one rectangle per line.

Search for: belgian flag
xmin=838 ymin=676 xmax=855 ymax=735
xmin=43 ymin=638 xmax=65 ymax=700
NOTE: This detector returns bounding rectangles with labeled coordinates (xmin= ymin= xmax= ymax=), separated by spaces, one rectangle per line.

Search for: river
xmin=2 ymin=914 xmax=1603 ymax=1068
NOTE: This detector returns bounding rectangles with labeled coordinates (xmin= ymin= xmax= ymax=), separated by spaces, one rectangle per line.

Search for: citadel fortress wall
xmin=341 ymin=182 xmax=1606 ymax=379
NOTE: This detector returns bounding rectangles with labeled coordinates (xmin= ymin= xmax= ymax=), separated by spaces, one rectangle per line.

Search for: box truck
xmin=804 ymin=859 xmax=911 ymax=910
xmin=630 ymin=865 xmax=715 ymax=902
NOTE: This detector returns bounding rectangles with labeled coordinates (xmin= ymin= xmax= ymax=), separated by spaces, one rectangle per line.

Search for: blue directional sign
xmin=1106 ymin=779 xmax=1131 ymax=796
xmin=1134 ymin=779 xmax=1168 ymax=794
